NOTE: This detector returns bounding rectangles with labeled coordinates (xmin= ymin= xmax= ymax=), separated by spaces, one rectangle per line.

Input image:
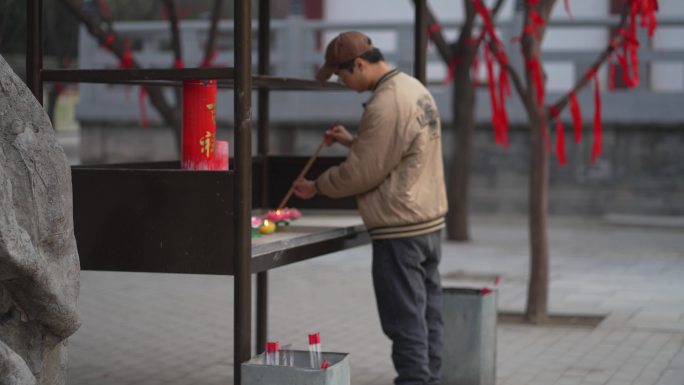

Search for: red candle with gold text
xmin=182 ymin=79 xmax=217 ymax=170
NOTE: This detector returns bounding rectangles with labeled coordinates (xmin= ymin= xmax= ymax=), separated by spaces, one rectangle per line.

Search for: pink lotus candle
xmin=251 ymin=216 xmax=263 ymax=229
xmin=266 ymin=210 xmax=288 ymax=222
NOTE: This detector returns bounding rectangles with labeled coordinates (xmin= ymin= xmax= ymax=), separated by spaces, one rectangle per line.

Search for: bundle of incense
xmin=280 ymin=344 xmax=294 ymax=367
xmin=265 ymin=341 xmax=279 ymax=365
xmin=308 ymin=333 xmax=322 ymax=368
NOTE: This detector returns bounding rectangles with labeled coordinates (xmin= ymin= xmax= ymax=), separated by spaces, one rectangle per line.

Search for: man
xmin=293 ymin=31 xmax=448 ymax=385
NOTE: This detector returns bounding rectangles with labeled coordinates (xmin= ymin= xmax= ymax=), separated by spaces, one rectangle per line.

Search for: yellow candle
xmin=259 ymin=219 xmax=276 ymax=234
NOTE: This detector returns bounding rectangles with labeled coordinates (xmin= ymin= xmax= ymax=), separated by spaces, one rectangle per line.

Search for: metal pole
xmin=27 ymin=0 xmax=43 ymax=104
xmin=414 ymin=0 xmax=427 ymax=84
xmin=256 ymin=0 xmax=271 ymax=355
xmin=234 ymin=0 xmax=253 ymax=383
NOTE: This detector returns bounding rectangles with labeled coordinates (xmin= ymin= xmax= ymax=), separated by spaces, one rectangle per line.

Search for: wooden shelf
xmin=41 ymin=68 xmax=346 ymax=91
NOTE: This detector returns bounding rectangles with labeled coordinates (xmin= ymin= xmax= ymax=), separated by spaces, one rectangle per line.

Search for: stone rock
xmin=0 ymin=55 xmax=80 ymax=384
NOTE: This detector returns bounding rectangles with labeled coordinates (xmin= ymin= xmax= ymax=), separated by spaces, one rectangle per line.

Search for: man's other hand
xmin=324 ymin=124 xmax=354 ymax=147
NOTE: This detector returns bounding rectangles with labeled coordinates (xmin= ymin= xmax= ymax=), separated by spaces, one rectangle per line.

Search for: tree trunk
xmin=446 ymin=60 xmax=475 ymax=241
xmin=525 ymin=102 xmax=550 ymax=324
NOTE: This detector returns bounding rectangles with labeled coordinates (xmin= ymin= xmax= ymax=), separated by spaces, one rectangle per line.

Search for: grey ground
xmin=66 ymin=214 xmax=684 ymax=385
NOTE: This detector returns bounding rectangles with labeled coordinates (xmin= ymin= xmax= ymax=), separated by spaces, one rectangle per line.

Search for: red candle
xmin=182 ymin=79 xmax=217 ymax=170
xmin=207 ymin=140 xmax=229 ymax=171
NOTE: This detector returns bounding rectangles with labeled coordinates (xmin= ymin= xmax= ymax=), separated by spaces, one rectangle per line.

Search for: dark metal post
xmin=234 ymin=0 xmax=253 ymax=383
xmin=414 ymin=0 xmax=427 ymax=84
xmin=27 ymin=0 xmax=43 ymax=103
xmin=256 ymin=0 xmax=271 ymax=355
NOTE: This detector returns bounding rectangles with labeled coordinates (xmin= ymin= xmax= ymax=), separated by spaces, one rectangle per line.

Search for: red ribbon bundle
xmin=443 ymin=58 xmax=460 ymax=84
xmin=569 ymin=91 xmax=582 ymax=143
xmin=590 ymin=74 xmax=602 ymax=164
xmin=473 ymin=0 xmax=501 ymax=46
xmin=485 ymin=46 xmax=509 ymax=147
xmin=200 ymin=49 xmax=218 ymax=68
xmin=102 ymin=33 xmax=115 ymax=49
xmin=473 ymin=0 xmax=512 ymax=147
xmin=428 ymin=23 xmax=441 ymax=36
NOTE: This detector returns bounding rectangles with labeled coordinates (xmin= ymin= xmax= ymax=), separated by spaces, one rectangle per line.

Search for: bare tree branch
xmin=549 ymin=1 xmax=631 ymax=114
xmin=162 ymin=0 xmax=183 ymax=106
xmin=411 ymin=0 xmax=452 ymax=62
xmin=502 ymin=56 xmax=528 ymax=99
xmin=203 ymin=0 xmax=224 ymax=66
xmin=162 ymin=0 xmax=183 ymax=64
xmin=57 ymin=0 xmax=179 ymax=131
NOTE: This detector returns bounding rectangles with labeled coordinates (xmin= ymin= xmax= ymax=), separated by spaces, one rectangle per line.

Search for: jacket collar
xmin=371 ymin=68 xmax=399 ymax=92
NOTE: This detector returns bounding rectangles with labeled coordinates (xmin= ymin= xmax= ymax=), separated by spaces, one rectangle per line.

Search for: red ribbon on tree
xmin=634 ymin=0 xmax=659 ymax=37
xmin=496 ymin=51 xmax=511 ymax=146
xmin=119 ymin=43 xmax=134 ymax=69
xmin=102 ymin=33 xmax=115 ymax=49
xmin=201 ymin=49 xmax=218 ymax=68
xmin=485 ymin=46 xmax=510 ymax=147
xmin=555 ymin=118 xmax=567 ymax=165
xmin=443 ymin=57 xmax=461 ymax=84
xmin=523 ymin=11 xmax=546 ymax=38
xmin=473 ymin=0 xmax=501 ymax=46
xmin=591 ymin=74 xmax=602 ymax=164
xmin=569 ymin=91 xmax=582 ymax=143
xmin=428 ymin=23 xmax=441 ymax=36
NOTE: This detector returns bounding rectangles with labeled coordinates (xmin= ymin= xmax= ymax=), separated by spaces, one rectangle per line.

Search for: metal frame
xmin=26 ymin=0 xmax=429 ymax=383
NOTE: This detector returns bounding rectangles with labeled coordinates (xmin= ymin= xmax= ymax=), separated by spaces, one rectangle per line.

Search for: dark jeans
xmin=372 ymin=230 xmax=443 ymax=385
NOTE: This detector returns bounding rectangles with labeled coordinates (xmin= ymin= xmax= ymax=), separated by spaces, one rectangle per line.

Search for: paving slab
xmin=67 ymin=215 xmax=684 ymax=385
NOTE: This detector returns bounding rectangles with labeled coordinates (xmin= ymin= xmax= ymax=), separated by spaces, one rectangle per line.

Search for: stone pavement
xmin=66 ymin=215 xmax=684 ymax=385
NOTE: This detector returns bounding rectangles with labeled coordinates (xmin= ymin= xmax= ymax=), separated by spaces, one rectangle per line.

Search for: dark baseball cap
xmin=316 ymin=31 xmax=374 ymax=83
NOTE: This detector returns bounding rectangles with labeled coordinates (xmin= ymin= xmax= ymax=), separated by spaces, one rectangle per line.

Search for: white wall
xmin=322 ymin=0 xmax=683 ymax=91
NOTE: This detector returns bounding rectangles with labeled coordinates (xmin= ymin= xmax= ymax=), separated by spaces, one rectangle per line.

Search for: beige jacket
xmin=316 ymin=70 xmax=448 ymax=239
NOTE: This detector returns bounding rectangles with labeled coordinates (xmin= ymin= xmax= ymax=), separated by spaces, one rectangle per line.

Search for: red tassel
xmin=555 ymin=118 xmax=567 ymax=165
xmin=201 ymin=49 xmax=218 ymax=68
xmin=138 ymin=86 xmax=148 ymax=128
xmin=617 ymin=54 xmax=635 ymax=88
xmin=473 ymin=0 xmax=501 ymax=45
xmin=485 ymin=47 xmax=502 ymax=145
xmin=174 ymin=58 xmax=185 ymax=68
xmin=444 ymin=57 xmax=460 ymax=84
xmin=630 ymin=42 xmax=640 ymax=87
xmin=591 ymin=76 xmax=602 ymax=164
xmin=496 ymin=52 xmax=511 ymax=147
xmin=119 ymin=47 xmax=134 ymax=69
xmin=103 ymin=33 xmax=115 ymax=49
xmin=570 ymin=92 xmax=582 ymax=143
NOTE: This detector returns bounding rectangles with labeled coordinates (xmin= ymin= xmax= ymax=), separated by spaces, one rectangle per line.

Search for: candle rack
xmin=25 ymin=0 xmax=429 ymax=383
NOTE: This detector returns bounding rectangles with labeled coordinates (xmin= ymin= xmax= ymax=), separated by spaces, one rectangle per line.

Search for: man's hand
xmin=293 ymin=178 xmax=317 ymax=200
xmin=324 ymin=124 xmax=354 ymax=148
